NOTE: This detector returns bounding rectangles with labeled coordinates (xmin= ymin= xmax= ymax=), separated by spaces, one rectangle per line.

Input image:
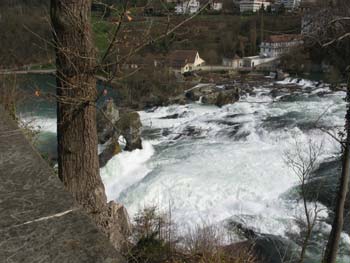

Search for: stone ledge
xmin=0 ymin=107 xmax=124 ymax=262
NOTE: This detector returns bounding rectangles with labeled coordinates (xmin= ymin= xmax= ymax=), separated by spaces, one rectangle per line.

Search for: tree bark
xmin=51 ymin=0 xmax=105 ymax=216
xmin=50 ymin=0 xmax=130 ymax=251
xmin=323 ymin=83 xmax=350 ymax=263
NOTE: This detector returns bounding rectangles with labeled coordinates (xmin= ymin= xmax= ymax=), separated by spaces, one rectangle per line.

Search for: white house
xmin=276 ymin=0 xmax=301 ymax=10
xmin=167 ymin=50 xmax=205 ymax=74
xmin=260 ymin=34 xmax=304 ymax=58
xmin=242 ymin=56 xmax=277 ymax=68
xmin=222 ymin=55 xmax=243 ymax=69
xmin=211 ymin=0 xmax=223 ymax=11
xmin=239 ymin=0 xmax=271 ymax=13
xmin=175 ymin=0 xmax=200 ymax=14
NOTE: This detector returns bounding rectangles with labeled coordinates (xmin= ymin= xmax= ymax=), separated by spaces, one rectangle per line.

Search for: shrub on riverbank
xmin=126 ymin=206 xmax=256 ymax=263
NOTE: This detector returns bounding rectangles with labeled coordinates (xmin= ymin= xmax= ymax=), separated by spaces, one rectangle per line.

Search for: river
xmin=17 ymin=75 xmax=350 ymax=261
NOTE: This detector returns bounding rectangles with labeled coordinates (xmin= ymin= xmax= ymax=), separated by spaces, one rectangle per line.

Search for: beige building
xmin=167 ymin=50 xmax=205 ymax=74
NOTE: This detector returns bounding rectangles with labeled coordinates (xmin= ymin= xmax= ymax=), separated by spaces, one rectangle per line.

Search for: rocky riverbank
xmin=165 ymin=75 xmax=346 ymax=109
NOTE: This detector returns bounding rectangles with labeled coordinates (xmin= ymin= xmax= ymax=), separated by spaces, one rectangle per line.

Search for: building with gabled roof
xmin=167 ymin=50 xmax=205 ymax=74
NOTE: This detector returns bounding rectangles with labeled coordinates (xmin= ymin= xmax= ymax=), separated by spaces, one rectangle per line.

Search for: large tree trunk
xmin=50 ymin=0 xmax=130 ymax=251
xmin=323 ymin=83 xmax=350 ymax=263
xmin=51 ymin=0 xmax=105 ymax=218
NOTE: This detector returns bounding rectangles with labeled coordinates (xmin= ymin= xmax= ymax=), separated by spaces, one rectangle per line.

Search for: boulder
xmin=160 ymin=111 xmax=189 ymax=120
xmin=118 ymin=111 xmax=143 ymax=151
xmin=223 ymin=237 xmax=299 ymax=263
xmin=97 ymin=100 xmax=143 ymax=167
xmin=142 ymin=94 xmax=164 ymax=109
xmin=108 ymin=202 xmax=132 ymax=249
xmin=185 ymin=85 xmax=240 ymax=107
xmin=216 ymin=89 xmax=240 ymax=107
xmin=185 ymin=84 xmax=216 ymax=101
xmin=172 ymin=125 xmax=202 ymax=140
xmin=97 ymin=99 xmax=120 ymax=145
xmin=168 ymin=94 xmax=188 ymax=105
xmin=99 ymin=138 xmax=122 ymax=168
xmin=225 ymin=221 xmax=300 ymax=263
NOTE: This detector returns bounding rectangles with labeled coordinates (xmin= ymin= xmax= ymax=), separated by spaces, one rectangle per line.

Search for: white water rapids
xmin=100 ymin=78 xmax=346 ymax=238
xmin=22 ymin=78 xmax=350 ymax=255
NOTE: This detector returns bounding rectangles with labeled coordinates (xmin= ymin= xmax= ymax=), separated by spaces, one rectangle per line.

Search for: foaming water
xmin=102 ymin=79 xmax=346 ymax=240
xmin=101 ymin=141 xmax=155 ymax=201
xmin=20 ymin=115 xmax=57 ymax=134
xmin=21 ymin=77 xmax=349 ymax=256
xmin=116 ymin=119 xmax=337 ymax=236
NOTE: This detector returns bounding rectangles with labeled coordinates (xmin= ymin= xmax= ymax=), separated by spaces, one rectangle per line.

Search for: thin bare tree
xmin=284 ymin=138 xmax=324 ymax=263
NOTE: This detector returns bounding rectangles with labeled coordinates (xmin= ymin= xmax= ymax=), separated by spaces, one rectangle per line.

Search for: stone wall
xmin=0 ymin=106 xmax=125 ymax=262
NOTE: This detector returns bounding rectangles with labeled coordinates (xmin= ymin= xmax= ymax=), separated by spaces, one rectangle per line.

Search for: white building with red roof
xmin=260 ymin=34 xmax=304 ymax=58
xmin=240 ymin=0 xmax=272 ymax=13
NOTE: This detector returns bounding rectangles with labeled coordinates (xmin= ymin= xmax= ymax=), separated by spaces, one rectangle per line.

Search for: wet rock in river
xmin=159 ymin=111 xmax=189 ymax=119
xmin=185 ymin=84 xmax=240 ymax=107
xmin=172 ymin=125 xmax=202 ymax=140
xmin=97 ymin=100 xmax=143 ymax=167
xmin=168 ymin=94 xmax=188 ymax=105
xmin=99 ymin=138 xmax=122 ymax=168
xmin=97 ymin=99 xmax=120 ymax=145
xmin=225 ymin=221 xmax=300 ymax=263
xmin=118 ymin=111 xmax=143 ymax=151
